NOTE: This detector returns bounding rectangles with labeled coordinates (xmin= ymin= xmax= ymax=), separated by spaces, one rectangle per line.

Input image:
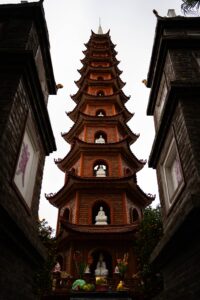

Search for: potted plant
xmin=116 ymin=253 xmax=129 ymax=280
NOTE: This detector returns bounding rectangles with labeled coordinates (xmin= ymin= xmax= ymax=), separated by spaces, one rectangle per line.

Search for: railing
xmin=51 ymin=271 xmax=141 ymax=294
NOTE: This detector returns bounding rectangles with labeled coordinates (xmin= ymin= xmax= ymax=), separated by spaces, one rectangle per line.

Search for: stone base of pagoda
xmin=42 ymin=291 xmax=134 ymax=300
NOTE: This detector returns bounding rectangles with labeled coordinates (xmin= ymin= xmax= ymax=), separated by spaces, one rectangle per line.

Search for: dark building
xmin=147 ymin=11 xmax=200 ymax=299
xmin=46 ymin=26 xmax=154 ymax=295
xmin=0 ymin=1 xmax=56 ymax=299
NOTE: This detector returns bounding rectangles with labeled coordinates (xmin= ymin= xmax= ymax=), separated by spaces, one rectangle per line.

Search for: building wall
xmin=147 ymin=20 xmax=200 ymax=300
xmin=156 ymin=101 xmax=200 ymax=231
xmin=0 ymin=3 xmax=56 ymax=299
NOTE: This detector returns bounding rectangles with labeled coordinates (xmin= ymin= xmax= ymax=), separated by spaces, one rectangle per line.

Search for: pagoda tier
xmin=71 ymin=80 xmax=130 ymax=103
xmin=58 ymin=222 xmax=139 ymax=244
xmin=67 ymin=94 xmax=133 ymax=122
xmin=75 ymin=65 xmax=123 ymax=86
xmin=75 ymin=75 xmax=125 ymax=90
xmin=54 ymin=137 xmax=143 ymax=172
xmin=46 ymin=172 xmax=154 ymax=209
xmin=61 ymin=112 xmax=137 ymax=144
xmin=47 ymin=28 xmax=154 ymax=282
xmin=78 ymin=61 xmax=122 ymax=76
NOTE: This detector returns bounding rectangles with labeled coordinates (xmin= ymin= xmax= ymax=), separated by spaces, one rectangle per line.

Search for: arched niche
xmin=93 ymin=160 xmax=108 ymax=177
xmin=96 ymin=109 xmax=106 ymax=117
xmin=92 ymin=200 xmax=110 ymax=225
xmin=124 ymin=167 xmax=131 ymax=176
xmin=97 ymin=90 xmax=105 ymax=96
xmin=97 ymin=76 xmax=104 ymax=80
xmin=131 ymin=208 xmax=139 ymax=222
xmin=94 ymin=131 xmax=107 ymax=144
xmin=63 ymin=208 xmax=70 ymax=222
xmin=89 ymin=249 xmax=112 ymax=277
xmin=56 ymin=255 xmax=64 ymax=270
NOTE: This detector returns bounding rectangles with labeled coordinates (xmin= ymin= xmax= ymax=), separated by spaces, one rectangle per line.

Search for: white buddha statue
xmin=95 ymin=206 xmax=108 ymax=225
xmin=97 ymin=111 xmax=104 ymax=117
xmin=95 ymin=253 xmax=108 ymax=276
xmin=96 ymin=165 xmax=106 ymax=177
xmin=52 ymin=262 xmax=61 ymax=273
xmin=95 ymin=135 xmax=105 ymax=144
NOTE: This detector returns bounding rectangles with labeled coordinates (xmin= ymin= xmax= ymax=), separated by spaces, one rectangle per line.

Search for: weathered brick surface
xmin=86 ymin=125 xmax=117 ymax=143
xmin=169 ymin=49 xmax=200 ymax=81
xmin=153 ymin=228 xmax=200 ymax=300
xmin=83 ymin=103 xmax=115 ymax=116
xmin=148 ymin=18 xmax=200 ymax=300
xmin=0 ymin=19 xmax=32 ymax=49
xmin=0 ymin=77 xmax=47 ymax=299
xmin=0 ymin=3 xmax=56 ymax=299
xmin=78 ymin=192 xmax=124 ymax=224
xmin=82 ymin=153 xmax=120 ymax=177
xmin=157 ymin=100 xmax=200 ymax=231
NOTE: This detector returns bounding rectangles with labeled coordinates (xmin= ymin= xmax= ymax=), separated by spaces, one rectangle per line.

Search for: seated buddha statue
xmin=95 ymin=206 xmax=108 ymax=225
xmin=95 ymin=253 xmax=108 ymax=276
xmin=95 ymin=135 xmax=105 ymax=144
xmin=96 ymin=165 xmax=106 ymax=177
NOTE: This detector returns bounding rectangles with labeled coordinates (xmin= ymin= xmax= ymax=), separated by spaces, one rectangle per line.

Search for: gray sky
xmin=2 ymin=0 xmax=183 ymax=230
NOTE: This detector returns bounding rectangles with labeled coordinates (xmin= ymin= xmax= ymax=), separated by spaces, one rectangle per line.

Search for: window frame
xmin=13 ymin=113 xmax=39 ymax=209
xmin=160 ymin=131 xmax=184 ymax=210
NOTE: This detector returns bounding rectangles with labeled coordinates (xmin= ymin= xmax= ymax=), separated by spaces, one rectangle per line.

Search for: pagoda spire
xmin=97 ymin=17 xmax=103 ymax=34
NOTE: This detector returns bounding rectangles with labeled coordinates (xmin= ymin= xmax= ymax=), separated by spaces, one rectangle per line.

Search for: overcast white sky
xmin=2 ymin=0 xmax=183 ymax=230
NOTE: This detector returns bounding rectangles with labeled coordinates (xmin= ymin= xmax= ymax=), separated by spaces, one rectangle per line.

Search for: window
xmin=160 ymin=135 xmax=184 ymax=208
xmin=95 ymin=131 xmax=107 ymax=144
xmin=93 ymin=161 xmax=108 ymax=177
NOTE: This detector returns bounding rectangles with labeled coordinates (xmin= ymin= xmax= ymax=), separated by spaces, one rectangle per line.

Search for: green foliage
xmin=34 ymin=219 xmax=57 ymax=297
xmin=181 ymin=0 xmax=200 ymax=14
xmin=134 ymin=206 xmax=163 ymax=299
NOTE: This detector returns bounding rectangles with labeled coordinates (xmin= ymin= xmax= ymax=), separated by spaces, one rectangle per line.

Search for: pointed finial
xmin=98 ymin=17 xmax=103 ymax=34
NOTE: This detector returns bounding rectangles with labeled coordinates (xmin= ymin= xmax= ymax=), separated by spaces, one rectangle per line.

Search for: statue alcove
xmin=89 ymin=249 xmax=112 ymax=277
xmin=63 ymin=208 xmax=70 ymax=222
xmin=94 ymin=131 xmax=107 ymax=144
xmin=92 ymin=201 xmax=110 ymax=224
xmin=93 ymin=161 xmax=108 ymax=177
xmin=56 ymin=255 xmax=64 ymax=270
xmin=96 ymin=109 xmax=106 ymax=117
xmin=131 ymin=208 xmax=139 ymax=222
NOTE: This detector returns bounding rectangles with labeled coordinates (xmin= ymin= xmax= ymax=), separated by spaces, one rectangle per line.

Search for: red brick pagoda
xmin=46 ymin=26 xmax=154 ymax=286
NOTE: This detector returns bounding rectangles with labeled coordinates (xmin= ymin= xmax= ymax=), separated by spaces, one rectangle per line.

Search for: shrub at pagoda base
xmin=133 ymin=206 xmax=163 ymax=299
xmin=34 ymin=219 xmax=57 ymax=297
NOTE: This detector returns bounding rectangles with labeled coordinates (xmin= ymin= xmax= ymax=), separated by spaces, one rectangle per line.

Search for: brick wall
xmin=84 ymin=103 xmax=114 ymax=116
xmin=157 ymin=100 xmax=200 ymax=232
xmin=169 ymin=49 xmax=200 ymax=81
xmin=0 ymin=7 xmax=55 ymax=299
xmin=82 ymin=153 xmax=120 ymax=177
xmin=0 ymin=19 xmax=32 ymax=49
xmin=85 ymin=125 xmax=117 ymax=143
xmin=78 ymin=192 xmax=124 ymax=225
